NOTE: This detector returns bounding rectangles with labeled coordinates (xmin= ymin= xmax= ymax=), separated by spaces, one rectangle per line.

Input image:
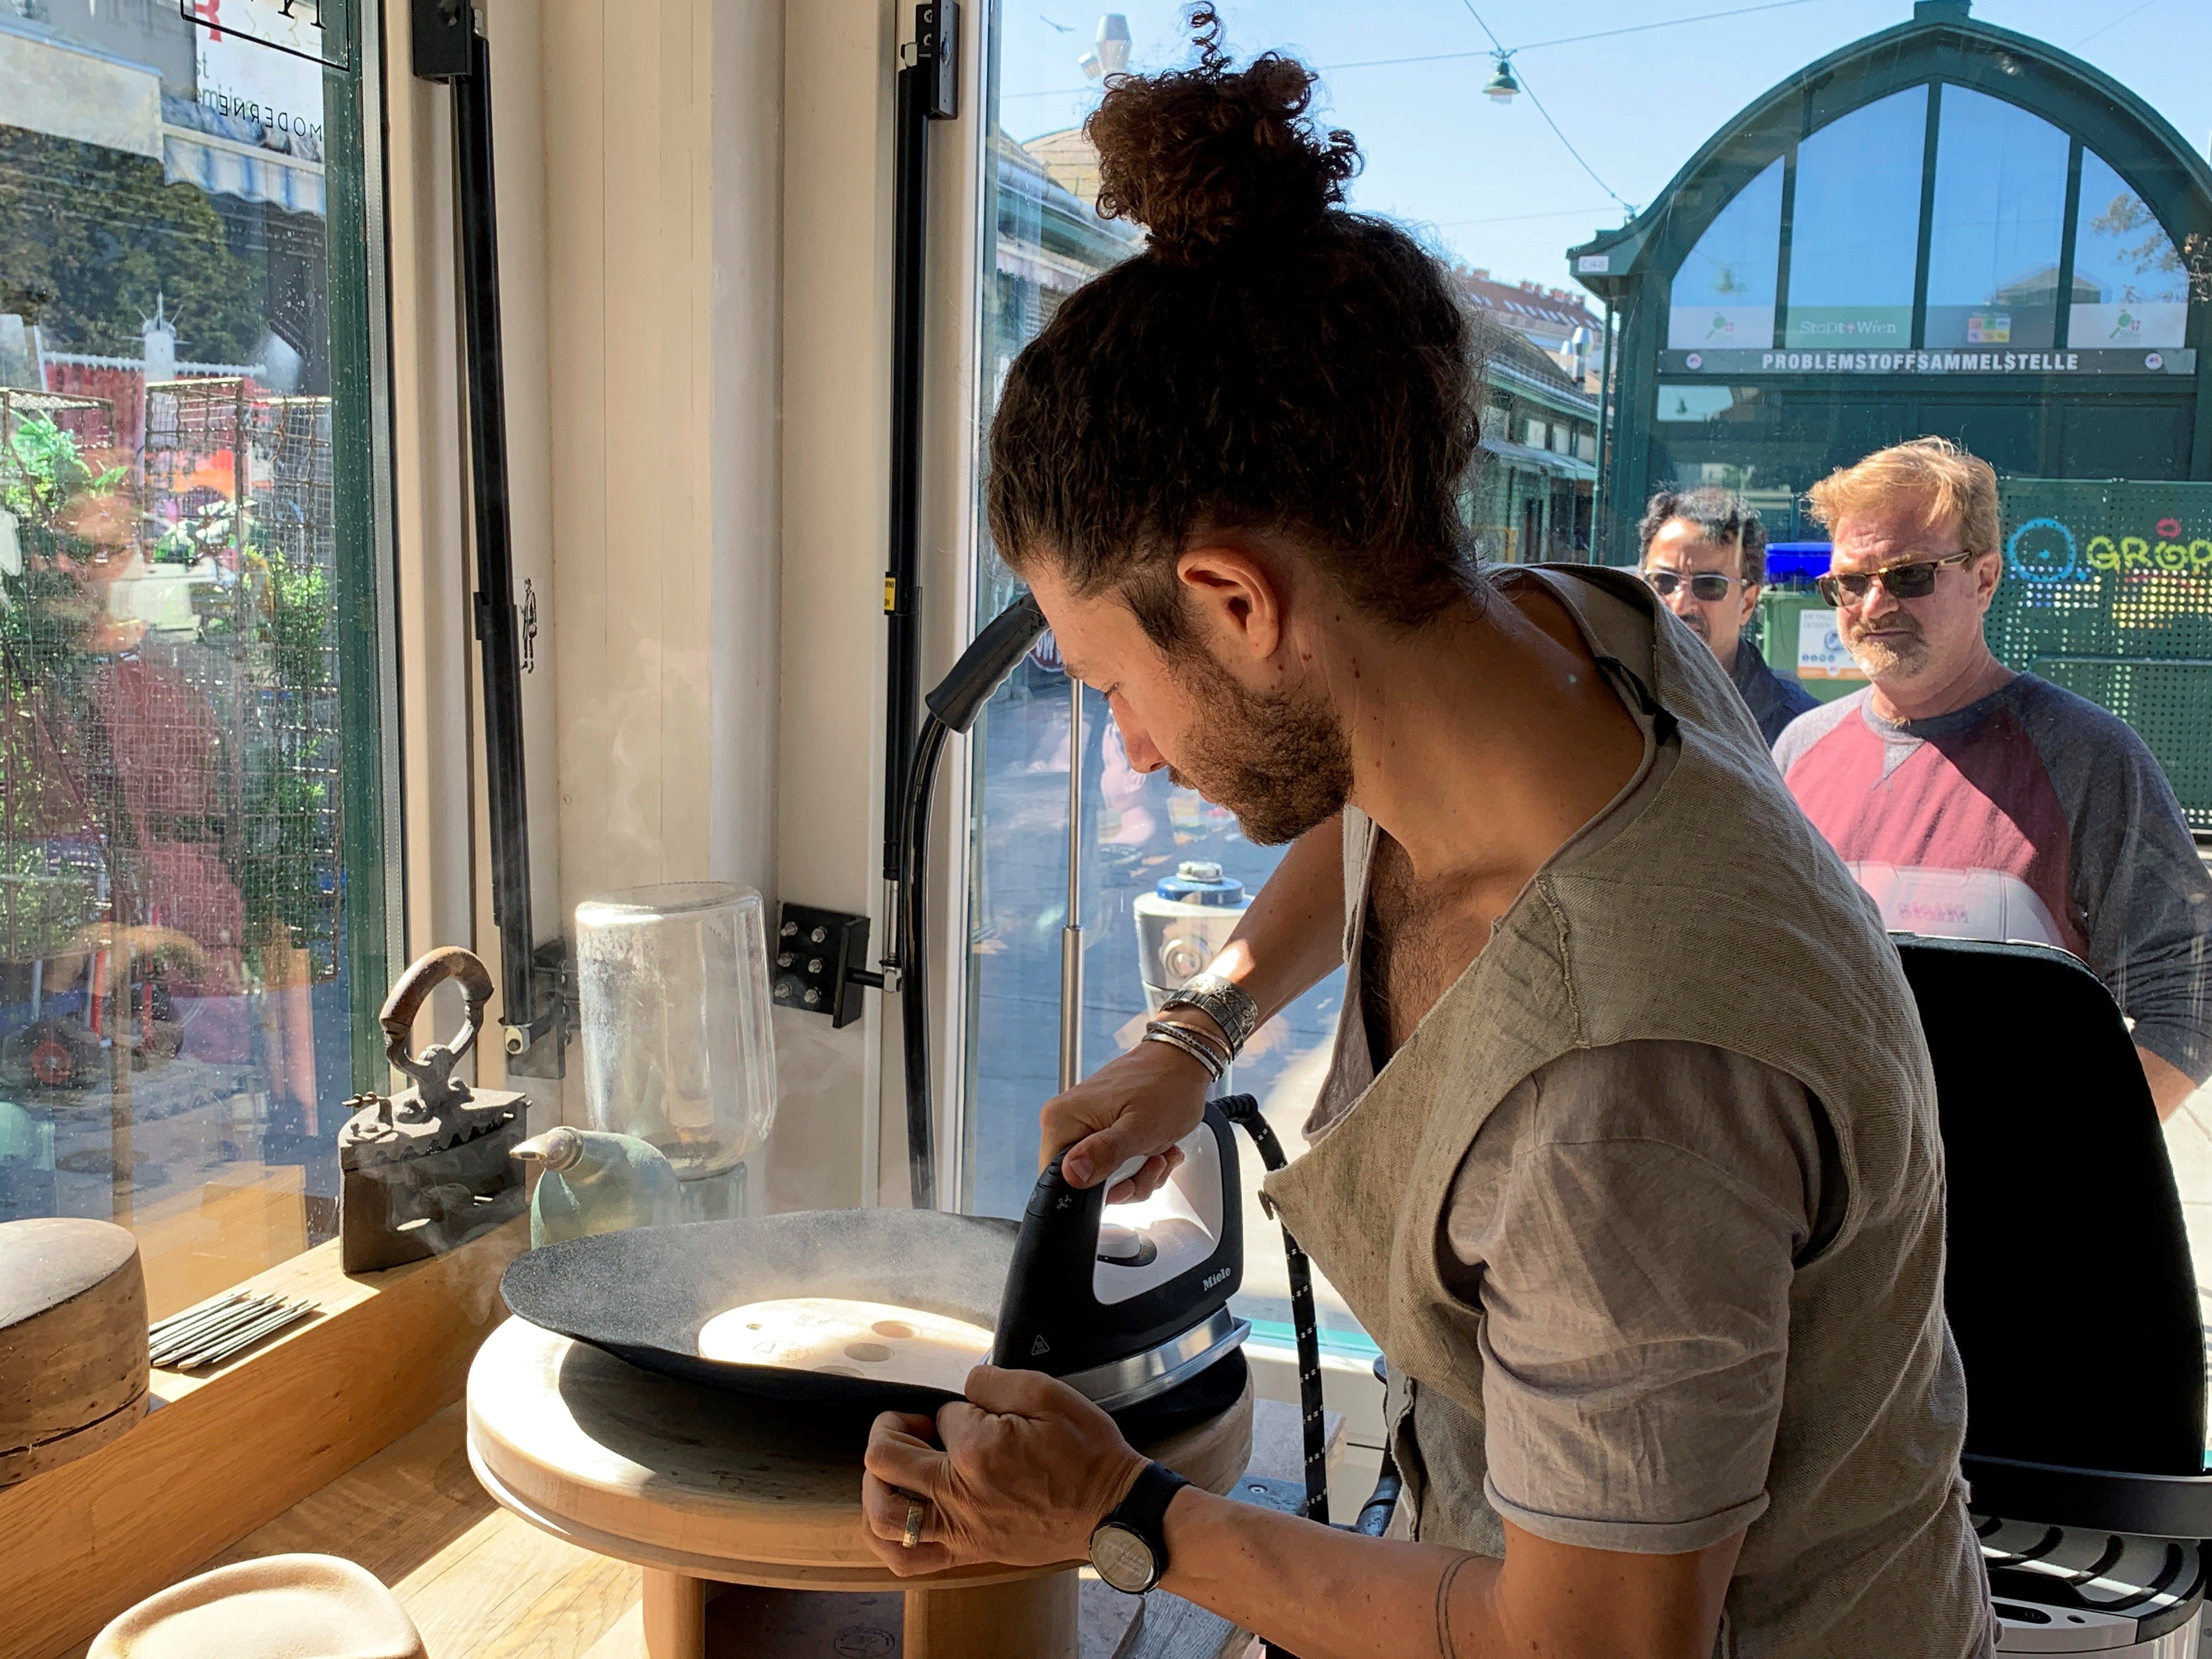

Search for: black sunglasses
xmin=1641 ymin=569 xmax=1739 ymax=602
xmin=1815 ymin=550 xmax=1980 ymax=607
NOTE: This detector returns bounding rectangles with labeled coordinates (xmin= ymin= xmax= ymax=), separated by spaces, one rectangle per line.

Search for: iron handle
xmin=379 ymin=945 xmax=494 ymax=1087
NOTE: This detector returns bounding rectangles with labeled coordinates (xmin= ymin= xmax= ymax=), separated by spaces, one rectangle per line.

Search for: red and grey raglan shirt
xmin=1774 ymin=674 xmax=2212 ymax=1085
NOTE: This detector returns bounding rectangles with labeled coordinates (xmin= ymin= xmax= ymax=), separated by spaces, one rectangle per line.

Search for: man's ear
xmin=1175 ymin=544 xmax=1286 ymax=667
xmin=1973 ymin=549 xmax=2002 ymax=613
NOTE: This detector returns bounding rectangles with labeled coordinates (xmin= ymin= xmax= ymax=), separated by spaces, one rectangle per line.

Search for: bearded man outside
xmin=857 ymin=18 xmax=1993 ymax=1658
xmin=1774 ymin=438 xmax=2212 ymax=1119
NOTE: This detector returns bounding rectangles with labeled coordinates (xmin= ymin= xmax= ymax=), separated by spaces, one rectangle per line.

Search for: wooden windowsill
xmin=0 ymin=1217 xmax=526 ymax=1659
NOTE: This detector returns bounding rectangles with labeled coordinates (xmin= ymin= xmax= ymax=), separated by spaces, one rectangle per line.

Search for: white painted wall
xmin=383 ymin=0 xmax=983 ymax=1211
xmin=382 ymin=0 xmax=482 ymax=1073
xmin=769 ymin=0 xmax=893 ymax=1211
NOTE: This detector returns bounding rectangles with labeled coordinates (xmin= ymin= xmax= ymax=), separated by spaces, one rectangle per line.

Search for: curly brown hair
xmin=985 ymin=7 xmax=1483 ymax=646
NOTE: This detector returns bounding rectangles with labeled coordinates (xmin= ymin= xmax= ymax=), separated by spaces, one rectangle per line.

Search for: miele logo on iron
xmin=1203 ymin=1267 xmax=1232 ymax=1290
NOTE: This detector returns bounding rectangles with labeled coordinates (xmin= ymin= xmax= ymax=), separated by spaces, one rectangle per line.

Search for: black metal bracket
xmin=880 ymin=1 xmax=962 ymax=885
xmin=773 ymin=905 xmax=881 ymax=1030
xmin=414 ymin=0 xmax=567 ymax=1077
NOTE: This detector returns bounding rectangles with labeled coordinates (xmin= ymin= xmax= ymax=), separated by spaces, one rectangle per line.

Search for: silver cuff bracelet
xmin=1159 ymin=973 xmax=1259 ymax=1057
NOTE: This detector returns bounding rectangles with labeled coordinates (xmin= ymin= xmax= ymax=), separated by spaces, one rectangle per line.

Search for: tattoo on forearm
xmin=1434 ymin=1555 xmax=1474 ymax=1657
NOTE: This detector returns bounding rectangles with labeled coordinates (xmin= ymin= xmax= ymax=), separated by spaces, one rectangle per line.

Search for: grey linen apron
xmin=1261 ymin=565 xmax=1993 ymax=1657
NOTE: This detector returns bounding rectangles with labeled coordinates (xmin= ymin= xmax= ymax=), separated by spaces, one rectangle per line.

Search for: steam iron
xmin=992 ymin=1098 xmax=1249 ymax=1414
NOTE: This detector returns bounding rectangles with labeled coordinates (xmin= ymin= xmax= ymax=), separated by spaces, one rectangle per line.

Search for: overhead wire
xmin=1425 ymin=205 xmax=1616 ymax=228
xmin=1002 ymin=0 xmax=1836 ymax=98
xmin=1459 ymin=0 xmax=1638 ymax=216
xmin=2072 ymin=0 xmax=2162 ymax=50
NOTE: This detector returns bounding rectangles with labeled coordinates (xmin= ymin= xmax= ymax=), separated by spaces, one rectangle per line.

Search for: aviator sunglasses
xmin=1640 ymin=569 xmax=1741 ymax=602
xmin=1815 ymin=550 xmax=1980 ymax=607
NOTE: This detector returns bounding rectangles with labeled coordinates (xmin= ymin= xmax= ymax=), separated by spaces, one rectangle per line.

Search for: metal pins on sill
xmin=148 ymin=1292 xmax=321 ymax=1370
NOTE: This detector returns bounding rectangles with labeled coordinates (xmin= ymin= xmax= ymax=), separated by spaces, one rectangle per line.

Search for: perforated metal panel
xmin=1996 ymin=481 xmax=2212 ymax=831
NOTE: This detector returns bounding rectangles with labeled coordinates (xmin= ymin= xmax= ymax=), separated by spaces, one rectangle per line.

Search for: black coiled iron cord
xmin=1217 ymin=1092 xmax=1331 ymax=1523
xmin=1217 ymin=1093 xmax=1405 ymax=1659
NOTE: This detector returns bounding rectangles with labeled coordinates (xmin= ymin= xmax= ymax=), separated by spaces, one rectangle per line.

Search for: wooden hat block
xmin=88 ymin=1554 xmax=427 ymax=1659
xmin=0 ymin=1217 xmax=149 ymax=1487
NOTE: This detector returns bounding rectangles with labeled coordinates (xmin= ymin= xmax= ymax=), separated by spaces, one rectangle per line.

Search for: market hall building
xmin=1568 ymin=0 xmax=2212 ymax=557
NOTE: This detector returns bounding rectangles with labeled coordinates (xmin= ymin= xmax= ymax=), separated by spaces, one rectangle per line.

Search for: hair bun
xmin=1085 ymin=6 xmax=1358 ymax=265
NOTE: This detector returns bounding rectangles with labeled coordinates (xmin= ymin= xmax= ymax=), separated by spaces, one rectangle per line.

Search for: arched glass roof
xmin=1667 ymin=81 xmax=2187 ymax=359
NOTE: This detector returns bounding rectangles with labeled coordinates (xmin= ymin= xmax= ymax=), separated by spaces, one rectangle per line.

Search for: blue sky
xmin=998 ymin=0 xmax=2212 ymax=292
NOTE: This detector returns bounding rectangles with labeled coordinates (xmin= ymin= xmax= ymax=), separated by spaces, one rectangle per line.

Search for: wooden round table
xmin=466 ymin=1316 xmax=1252 ymax=1659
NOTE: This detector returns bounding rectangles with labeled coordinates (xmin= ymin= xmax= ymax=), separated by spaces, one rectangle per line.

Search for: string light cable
xmin=1459 ymin=0 xmax=1637 ymax=216
xmin=1004 ymin=0 xmax=1833 ymax=99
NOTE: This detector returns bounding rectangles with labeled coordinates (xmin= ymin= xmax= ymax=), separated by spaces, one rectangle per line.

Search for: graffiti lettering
xmin=2030 ymin=528 xmax=2212 ymax=575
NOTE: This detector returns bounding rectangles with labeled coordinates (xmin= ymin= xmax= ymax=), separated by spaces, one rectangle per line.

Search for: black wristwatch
xmin=1090 ymin=1461 xmax=1189 ymax=1594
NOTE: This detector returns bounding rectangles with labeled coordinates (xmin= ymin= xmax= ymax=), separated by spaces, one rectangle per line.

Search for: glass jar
xmin=574 ymin=884 xmax=778 ymax=1208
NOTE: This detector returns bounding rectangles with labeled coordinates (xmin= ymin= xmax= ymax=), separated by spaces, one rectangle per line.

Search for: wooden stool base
xmin=470 ymin=1322 xmax=1245 ymax=1658
xmin=904 ymin=1570 xmax=1078 ymax=1659
xmin=643 ymin=1570 xmax=708 ymax=1658
xmin=642 ymin=1568 xmax=1078 ymax=1658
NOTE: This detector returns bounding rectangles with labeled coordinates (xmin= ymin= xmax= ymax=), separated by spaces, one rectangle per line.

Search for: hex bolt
xmin=781 ymin=921 xmax=798 ymax=938
xmin=777 ymin=952 xmax=794 ymax=968
xmin=803 ymin=987 xmax=821 ymax=1006
xmin=808 ymin=957 xmax=824 ymax=974
xmin=810 ymin=927 xmax=827 ymax=944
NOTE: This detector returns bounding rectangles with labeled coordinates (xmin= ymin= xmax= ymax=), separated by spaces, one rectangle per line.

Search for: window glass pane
xmin=1669 ymin=157 xmax=1781 ymax=351
xmin=0 ymin=1 xmax=385 ymax=1315
xmin=1782 ymin=86 xmax=1927 ymax=350
xmin=1924 ymin=87 xmax=2070 ymax=351
xmin=2070 ymin=149 xmax=2190 ymax=349
xmin=965 ymin=5 xmax=2212 ymax=1509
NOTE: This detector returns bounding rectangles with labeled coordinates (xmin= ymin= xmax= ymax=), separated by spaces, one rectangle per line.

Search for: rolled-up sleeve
xmin=1447 ymin=1043 xmax=1818 ymax=1555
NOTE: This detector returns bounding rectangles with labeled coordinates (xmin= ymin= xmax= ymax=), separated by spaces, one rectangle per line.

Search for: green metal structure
xmin=1568 ymin=0 xmax=2212 ymax=565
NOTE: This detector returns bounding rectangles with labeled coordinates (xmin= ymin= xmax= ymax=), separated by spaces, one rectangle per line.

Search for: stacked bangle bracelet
xmin=1143 ymin=1018 xmax=1233 ymax=1081
xmin=1159 ymin=974 xmax=1259 ymax=1057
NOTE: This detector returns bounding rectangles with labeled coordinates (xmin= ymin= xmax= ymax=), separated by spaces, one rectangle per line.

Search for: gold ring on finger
xmin=902 ymin=1496 xmax=927 ymax=1550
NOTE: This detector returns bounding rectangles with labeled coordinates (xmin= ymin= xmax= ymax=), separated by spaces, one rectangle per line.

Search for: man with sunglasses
xmin=1774 ymin=437 xmax=2212 ymax=1118
xmin=1638 ymin=488 xmax=1816 ymax=743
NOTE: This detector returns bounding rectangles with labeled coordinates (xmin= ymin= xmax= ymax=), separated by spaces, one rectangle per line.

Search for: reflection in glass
xmin=1669 ymin=158 xmax=1782 ymax=351
xmin=1923 ymin=87 xmax=2069 ymax=351
xmin=2069 ymin=150 xmax=2189 ymax=349
xmin=1784 ymin=87 xmax=1928 ymax=349
xmin=0 ymin=9 xmax=373 ymax=1315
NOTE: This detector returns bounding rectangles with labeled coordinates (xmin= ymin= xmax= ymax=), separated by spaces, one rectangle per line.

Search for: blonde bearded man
xmin=1774 ymin=437 xmax=2212 ymax=1119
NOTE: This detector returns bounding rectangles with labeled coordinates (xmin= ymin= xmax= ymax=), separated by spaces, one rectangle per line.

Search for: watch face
xmin=1090 ymin=1522 xmax=1159 ymax=1594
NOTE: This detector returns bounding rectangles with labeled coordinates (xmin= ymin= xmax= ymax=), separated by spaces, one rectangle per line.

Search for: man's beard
xmin=1162 ymin=652 xmax=1353 ymax=847
xmin=1843 ymin=609 xmax=1931 ymax=678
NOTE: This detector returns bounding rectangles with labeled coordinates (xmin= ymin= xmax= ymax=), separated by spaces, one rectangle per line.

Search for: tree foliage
xmin=0 ymin=125 xmax=262 ymax=363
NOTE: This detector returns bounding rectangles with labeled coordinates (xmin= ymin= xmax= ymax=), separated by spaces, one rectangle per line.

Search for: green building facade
xmin=1569 ymin=0 xmax=2212 ymax=561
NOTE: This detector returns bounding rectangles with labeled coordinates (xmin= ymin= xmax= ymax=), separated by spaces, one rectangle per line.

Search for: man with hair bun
xmin=1775 ymin=436 xmax=2212 ymax=1119
xmin=1638 ymin=486 xmax=1816 ymax=743
xmin=861 ymin=15 xmax=1991 ymax=1657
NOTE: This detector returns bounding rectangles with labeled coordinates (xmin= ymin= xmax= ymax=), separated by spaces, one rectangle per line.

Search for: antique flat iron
xmin=338 ymin=946 xmax=528 ymax=1272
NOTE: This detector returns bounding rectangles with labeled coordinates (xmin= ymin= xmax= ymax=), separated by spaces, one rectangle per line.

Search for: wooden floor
xmin=57 ymin=1390 xmax=1336 ymax=1659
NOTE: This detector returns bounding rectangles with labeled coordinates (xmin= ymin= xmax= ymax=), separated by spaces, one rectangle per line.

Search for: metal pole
xmin=1058 ymin=675 xmax=1084 ymax=1092
xmin=1593 ymin=298 xmax=1615 ymax=563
